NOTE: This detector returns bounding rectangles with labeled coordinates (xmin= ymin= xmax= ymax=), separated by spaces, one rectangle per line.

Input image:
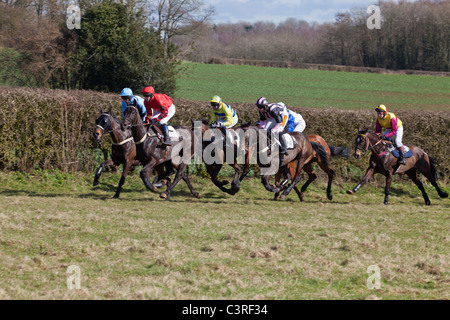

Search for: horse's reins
xmin=123 ymin=106 xmax=161 ymax=145
xmin=358 ymin=133 xmax=390 ymax=156
xmin=97 ymin=114 xmax=134 ymax=146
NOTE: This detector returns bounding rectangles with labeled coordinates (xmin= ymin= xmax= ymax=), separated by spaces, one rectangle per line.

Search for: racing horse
xmin=244 ymin=125 xmax=327 ymax=200
xmin=123 ymin=105 xmax=200 ymax=200
xmin=193 ymin=119 xmax=251 ymax=195
xmin=275 ymin=134 xmax=350 ymax=201
xmin=346 ymin=128 xmax=448 ymax=205
xmin=93 ymin=111 xmax=174 ymax=198
xmin=93 ymin=111 xmax=139 ymax=198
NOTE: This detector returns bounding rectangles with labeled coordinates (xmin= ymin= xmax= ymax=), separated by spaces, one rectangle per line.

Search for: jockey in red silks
xmin=141 ymin=86 xmax=176 ymax=146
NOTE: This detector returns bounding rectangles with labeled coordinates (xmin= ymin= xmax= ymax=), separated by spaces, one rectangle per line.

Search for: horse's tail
xmin=429 ymin=157 xmax=439 ymax=181
xmin=311 ymin=142 xmax=331 ymax=166
xmin=328 ymin=144 xmax=350 ymax=158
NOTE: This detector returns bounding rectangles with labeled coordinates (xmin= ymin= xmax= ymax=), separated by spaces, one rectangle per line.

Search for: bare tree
xmin=147 ymin=0 xmax=214 ymax=54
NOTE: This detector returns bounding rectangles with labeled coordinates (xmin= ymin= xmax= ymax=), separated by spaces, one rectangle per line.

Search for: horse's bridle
xmin=96 ymin=113 xmax=133 ymax=145
xmin=357 ymin=133 xmax=385 ymax=155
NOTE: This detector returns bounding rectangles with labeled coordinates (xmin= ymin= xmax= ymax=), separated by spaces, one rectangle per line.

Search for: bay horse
xmin=275 ymin=134 xmax=350 ymax=201
xmin=193 ymin=119 xmax=251 ymax=195
xmin=93 ymin=111 xmax=139 ymax=198
xmin=245 ymin=125 xmax=326 ymax=200
xmin=123 ymin=105 xmax=200 ymax=200
xmin=347 ymin=128 xmax=448 ymax=205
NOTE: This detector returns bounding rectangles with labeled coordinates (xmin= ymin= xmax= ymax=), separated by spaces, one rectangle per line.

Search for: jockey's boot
xmin=161 ymin=124 xmax=172 ymax=146
xmin=397 ymin=146 xmax=405 ymax=165
xmin=220 ymin=126 xmax=227 ymax=141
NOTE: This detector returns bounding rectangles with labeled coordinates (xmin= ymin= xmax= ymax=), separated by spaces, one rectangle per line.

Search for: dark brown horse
xmin=275 ymin=134 xmax=349 ymax=201
xmin=194 ymin=119 xmax=251 ymax=195
xmin=93 ymin=111 xmax=139 ymax=198
xmin=347 ymin=128 xmax=448 ymax=205
xmin=123 ymin=105 xmax=200 ymax=200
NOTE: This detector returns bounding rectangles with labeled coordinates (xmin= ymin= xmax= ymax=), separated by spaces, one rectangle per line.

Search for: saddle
xmin=147 ymin=124 xmax=180 ymax=143
xmin=381 ymin=138 xmax=413 ymax=159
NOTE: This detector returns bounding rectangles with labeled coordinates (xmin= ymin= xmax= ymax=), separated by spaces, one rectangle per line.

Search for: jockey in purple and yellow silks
xmin=375 ymin=104 xmax=406 ymax=164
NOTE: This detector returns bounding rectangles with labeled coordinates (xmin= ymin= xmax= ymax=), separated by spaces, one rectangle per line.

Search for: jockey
xmin=209 ymin=95 xmax=238 ymax=138
xmin=120 ymin=88 xmax=146 ymax=121
xmin=375 ymin=104 xmax=405 ymax=164
xmin=141 ymin=86 xmax=176 ymax=146
xmin=256 ymin=97 xmax=289 ymax=155
xmin=277 ymin=102 xmax=306 ymax=133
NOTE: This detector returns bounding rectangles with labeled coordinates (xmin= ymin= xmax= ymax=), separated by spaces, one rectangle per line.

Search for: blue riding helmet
xmin=120 ymin=88 xmax=133 ymax=97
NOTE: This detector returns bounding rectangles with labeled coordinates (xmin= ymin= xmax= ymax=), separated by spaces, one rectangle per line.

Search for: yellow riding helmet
xmin=210 ymin=95 xmax=222 ymax=105
xmin=375 ymin=104 xmax=387 ymax=113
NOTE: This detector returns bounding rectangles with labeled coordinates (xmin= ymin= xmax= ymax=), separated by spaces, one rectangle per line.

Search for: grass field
xmin=0 ymin=170 xmax=448 ymax=300
xmin=175 ymin=62 xmax=450 ymax=110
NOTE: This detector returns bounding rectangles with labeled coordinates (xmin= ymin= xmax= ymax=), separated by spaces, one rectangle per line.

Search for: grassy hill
xmin=175 ymin=62 xmax=450 ymax=111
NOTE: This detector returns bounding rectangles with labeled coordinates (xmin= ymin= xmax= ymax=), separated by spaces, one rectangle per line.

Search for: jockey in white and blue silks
xmin=279 ymin=102 xmax=306 ymax=133
xmin=256 ymin=97 xmax=289 ymax=155
xmin=120 ymin=88 xmax=146 ymax=121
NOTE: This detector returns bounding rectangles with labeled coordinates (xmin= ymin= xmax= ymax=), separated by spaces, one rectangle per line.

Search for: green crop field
xmin=0 ymin=171 xmax=448 ymax=300
xmin=175 ymin=62 xmax=450 ymax=110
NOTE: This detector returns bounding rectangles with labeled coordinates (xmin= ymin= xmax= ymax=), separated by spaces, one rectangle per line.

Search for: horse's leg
xmin=153 ymin=163 xmax=171 ymax=188
xmin=140 ymin=159 xmax=158 ymax=193
xmin=261 ymin=175 xmax=280 ymax=194
xmin=298 ymin=162 xmax=316 ymax=202
xmin=93 ymin=158 xmax=114 ymax=186
xmin=113 ymin=160 xmax=132 ymax=199
xmin=317 ymin=161 xmax=335 ymax=201
xmin=279 ymin=158 xmax=307 ymax=200
xmin=160 ymin=163 xmax=188 ymax=200
xmin=347 ymin=167 xmax=375 ymax=194
xmin=419 ymin=162 xmax=449 ymax=199
xmin=383 ymin=171 xmax=393 ymax=205
xmin=181 ymin=171 xmax=201 ymax=199
xmin=406 ymin=169 xmax=431 ymax=205
xmin=230 ymin=163 xmax=242 ymax=195
xmin=206 ymin=163 xmax=235 ymax=194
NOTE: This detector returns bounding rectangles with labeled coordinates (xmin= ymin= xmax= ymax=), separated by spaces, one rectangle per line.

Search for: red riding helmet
xmin=142 ymin=86 xmax=155 ymax=95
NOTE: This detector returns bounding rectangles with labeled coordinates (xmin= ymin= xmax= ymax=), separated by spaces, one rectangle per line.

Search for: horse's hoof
xmin=160 ymin=192 xmax=167 ymax=199
xmin=441 ymin=192 xmax=448 ymax=199
xmin=327 ymin=194 xmax=333 ymax=201
xmin=346 ymin=190 xmax=354 ymax=195
xmin=93 ymin=180 xmax=99 ymax=187
xmin=280 ymin=195 xmax=286 ymax=200
xmin=113 ymin=194 xmax=119 ymax=199
xmin=195 ymin=193 xmax=202 ymax=199
xmin=425 ymin=200 xmax=431 ymax=206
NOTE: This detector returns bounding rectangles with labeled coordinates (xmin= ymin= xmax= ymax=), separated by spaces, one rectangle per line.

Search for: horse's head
xmin=354 ymin=127 xmax=370 ymax=159
xmin=94 ymin=113 xmax=111 ymax=141
xmin=123 ymin=105 xmax=141 ymax=129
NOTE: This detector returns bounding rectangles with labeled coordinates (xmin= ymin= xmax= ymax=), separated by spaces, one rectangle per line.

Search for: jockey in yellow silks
xmin=375 ymin=104 xmax=405 ymax=164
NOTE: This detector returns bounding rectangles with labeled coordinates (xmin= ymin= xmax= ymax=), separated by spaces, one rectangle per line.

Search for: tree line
xmin=0 ymin=0 xmax=212 ymax=94
xmin=1 ymin=0 xmax=448 ymax=95
xmin=173 ymin=0 xmax=450 ymax=72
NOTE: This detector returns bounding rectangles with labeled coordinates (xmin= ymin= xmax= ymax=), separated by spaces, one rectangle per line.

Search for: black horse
xmin=194 ymin=119 xmax=251 ymax=195
xmin=123 ymin=105 xmax=200 ymax=200
xmin=347 ymin=128 xmax=448 ymax=205
xmin=93 ymin=111 xmax=139 ymax=198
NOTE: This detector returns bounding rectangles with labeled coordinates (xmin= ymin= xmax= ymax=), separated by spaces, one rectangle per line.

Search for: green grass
xmin=0 ymin=170 xmax=448 ymax=299
xmin=175 ymin=62 xmax=450 ymax=110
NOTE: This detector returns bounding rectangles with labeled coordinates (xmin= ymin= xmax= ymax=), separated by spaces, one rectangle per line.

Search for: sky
xmin=203 ymin=0 xmax=416 ymax=24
